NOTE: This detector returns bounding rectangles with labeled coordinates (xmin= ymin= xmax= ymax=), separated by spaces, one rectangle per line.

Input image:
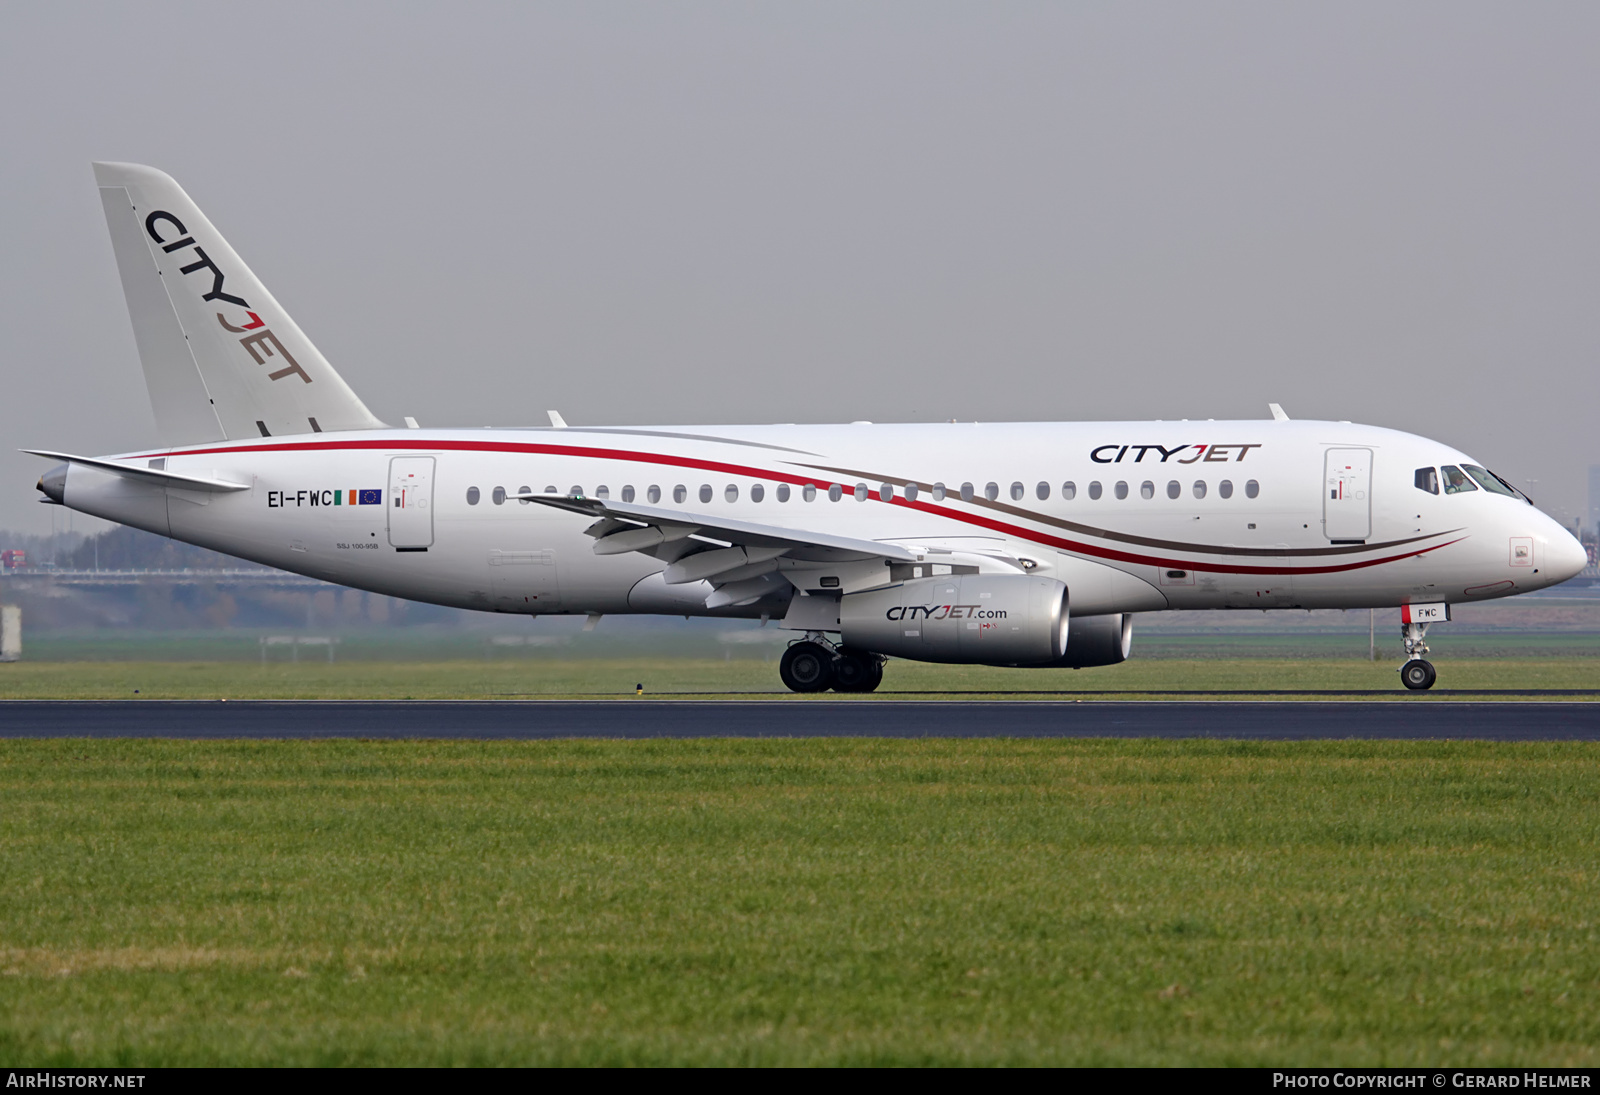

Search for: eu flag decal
xmin=358 ymin=489 xmax=382 ymax=505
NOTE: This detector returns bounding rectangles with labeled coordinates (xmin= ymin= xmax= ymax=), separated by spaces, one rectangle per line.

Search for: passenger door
xmin=1323 ymin=448 xmax=1372 ymax=541
xmin=387 ymin=456 xmax=435 ymax=549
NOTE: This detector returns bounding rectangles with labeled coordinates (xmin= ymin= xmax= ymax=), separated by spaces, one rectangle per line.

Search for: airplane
xmin=28 ymin=163 xmax=1589 ymax=692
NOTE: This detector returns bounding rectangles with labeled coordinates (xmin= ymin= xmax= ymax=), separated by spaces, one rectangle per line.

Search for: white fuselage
xmin=53 ymin=418 xmax=1586 ymax=624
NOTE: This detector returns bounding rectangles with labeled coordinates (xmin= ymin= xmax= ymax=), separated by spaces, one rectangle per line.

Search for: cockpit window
xmin=1488 ymin=469 xmax=1532 ymax=504
xmin=1441 ymin=465 xmax=1476 ymax=494
xmin=1462 ymin=464 xmax=1519 ymax=499
xmin=1414 ymin=467 xmax=1439 ymax=495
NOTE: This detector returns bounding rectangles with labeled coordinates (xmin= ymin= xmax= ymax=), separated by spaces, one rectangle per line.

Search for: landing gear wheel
xmin=780 ymin=642 xmax=836 ymax=693
xmin=1400 ymin=659 xmax=1437 ymax=691
xmin=832 ymin=652 xmax=884 ymax=693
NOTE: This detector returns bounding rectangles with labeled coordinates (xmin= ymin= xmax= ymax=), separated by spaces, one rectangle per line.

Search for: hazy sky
xmin=3 ymin=2 xmax=1597 ymax=537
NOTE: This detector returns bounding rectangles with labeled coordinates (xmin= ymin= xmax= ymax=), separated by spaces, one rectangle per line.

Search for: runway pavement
xmin=1 ymin=699 xmax=1598 ymax=740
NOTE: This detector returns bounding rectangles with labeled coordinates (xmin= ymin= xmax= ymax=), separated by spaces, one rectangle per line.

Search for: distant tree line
xmin=63 ymin=525 xmax=264 ymax=571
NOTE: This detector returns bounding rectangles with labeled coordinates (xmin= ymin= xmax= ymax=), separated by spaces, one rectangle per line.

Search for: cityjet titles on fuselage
xmin=1089 ymin=443 xmax=1263 ymax=464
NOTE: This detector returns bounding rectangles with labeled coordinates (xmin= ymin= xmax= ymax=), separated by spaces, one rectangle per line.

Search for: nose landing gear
xmin=779 ymin=635 xmax=885 ymax=693
xmin=1400 ymin=619 xmax=1437 ymax=691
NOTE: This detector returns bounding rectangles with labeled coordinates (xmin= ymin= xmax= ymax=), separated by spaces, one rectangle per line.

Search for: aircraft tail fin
xmin=93 ymin=162 xmax=386 ymax=445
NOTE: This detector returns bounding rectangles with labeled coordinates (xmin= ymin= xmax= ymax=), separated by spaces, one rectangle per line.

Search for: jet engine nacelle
xmin=1049 ymin=612 xmax=1133 ymax=668
xmin=840 ymin=574 xmax=1069 ymax=664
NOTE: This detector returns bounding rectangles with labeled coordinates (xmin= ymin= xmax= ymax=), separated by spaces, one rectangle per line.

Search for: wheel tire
xmin=832 ymin=651 xmax=884 ymax=693
xmin=780 ymin=642 xmax=836 ymax=693
xmin=1400 ymin=659 xmax=1437 ymax=691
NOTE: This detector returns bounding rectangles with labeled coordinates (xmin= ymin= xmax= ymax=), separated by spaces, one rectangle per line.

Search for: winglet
xmin=1268 ymin=403 xmax=1290 ymax=421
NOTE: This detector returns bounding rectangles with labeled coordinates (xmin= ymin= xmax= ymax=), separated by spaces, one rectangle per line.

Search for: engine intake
xmin=840 ymin=574 xmax=1069 ymax=664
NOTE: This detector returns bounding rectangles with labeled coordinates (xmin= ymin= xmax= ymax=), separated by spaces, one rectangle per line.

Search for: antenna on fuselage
xmin=547 ymin=410 xmax=568 ymax=428
xmin=1268 ymin=403 xmax=1290 ymax=421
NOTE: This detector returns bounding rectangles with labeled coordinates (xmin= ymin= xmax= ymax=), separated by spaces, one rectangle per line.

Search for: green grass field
xmin=0 ymin=656 xmax=1594 ymax=699
xmin=1 ymin=738 xmax=1597 ymax=1065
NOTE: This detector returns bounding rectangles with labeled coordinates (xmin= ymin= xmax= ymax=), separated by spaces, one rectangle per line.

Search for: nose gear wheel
xmin=1400 ymin=659 xmax=1437 ymax=691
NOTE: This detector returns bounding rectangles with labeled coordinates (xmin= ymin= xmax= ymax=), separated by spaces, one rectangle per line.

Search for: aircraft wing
xmin=518 ymin=492 xmax=916 ymax=608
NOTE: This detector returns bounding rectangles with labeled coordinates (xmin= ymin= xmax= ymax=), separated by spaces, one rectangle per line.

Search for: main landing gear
xmin=1400 ymin=620 xmax=1437 ymax=691
xmin=779 ymin=635 xmax=885 ymax=693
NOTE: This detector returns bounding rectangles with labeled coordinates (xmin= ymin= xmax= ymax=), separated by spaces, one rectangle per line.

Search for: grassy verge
xmin=0 ymin=738 xmax=1596 ymax=1065
xmin=0 ymin=657 xmax=1595 ymax=699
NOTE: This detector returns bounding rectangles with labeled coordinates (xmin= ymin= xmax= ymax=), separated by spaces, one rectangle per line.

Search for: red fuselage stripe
xmin=156 ymin=437 xmax=1459 ymax=576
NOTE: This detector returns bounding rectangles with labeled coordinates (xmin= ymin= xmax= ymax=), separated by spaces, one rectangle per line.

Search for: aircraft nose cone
xmin=1548 ymin=529 xmax=1589 ymax=583
xmin=36 ymin=463 xmax=66 ymax=504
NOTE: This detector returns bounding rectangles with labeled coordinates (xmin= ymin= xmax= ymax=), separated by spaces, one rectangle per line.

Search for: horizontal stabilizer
xmin=24 ymin=450 xmax=249 ymax=492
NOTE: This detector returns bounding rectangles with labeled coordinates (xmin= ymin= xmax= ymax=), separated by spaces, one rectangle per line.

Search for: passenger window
xmin=1245 ymin=480 xmax=1259 ymax=499
xmin=543 ymin=485 xmax=557 ymax=495
xmin=1219 ymin=480 xmax=1233 ymax=499
xmin=1010 ymin=482 xmax=1024 ymax=501
xmin=699 ymin=484 xmax=713 ymax=503
xmin=1462 ymin=464 xmax=1518 ymax=497
xmin=1414 ymin=468 xmax=1439 ymax=495
xmin=1140 ymin=481 xmax=1154 ymax=500
xmin=673 ymin=484 xmax=687 ymax=504
xmin=854 ymin=483 xmax=868 ymax=501
xmin=1036 ymin=482 xmax=1050 ymax=501
xmin=984 ymin=482 xmax=999 ymax=501
xmin=932 ymin=482 xmax=946 ymax=501
xmin=751 ymin=483 xmax=764 ymax=503
xmin=828 ymin=484 xmax=843 ymax=502
xmin=803 ymin=484 xmax=817 ymax=502
xmin=1062 ymin=481 xmax=1076 ymax=500
xmin=1115 ymin=481 xmax=1129 ymax=500
xmin=568 ymin=485 xmax=584 ymax=498
xmin=724 ymin=484 xmax=738 ymax=502
xmin=1192 ymin=480 xmax=1206 ymax=499
xmin=879 ymin=483 xmax=893 ymax=501
xmin=1167 ymin=480 xmax=1180 ymax=499
xmin=492 ymin=486 xmax=507 ymax=505
xmin=518 ymin=485 xmax=531 ymax=505
xmin=905 ymin=483 xmax=919 ymax=502
xmin=960 ymin=482 xmax=975 ymax=502
xmin=1088 ymin=481 xmax=1102 ymax=500
xmin=621 ymin=485 xmax=635 ymax=503
xmin=647 ymin=485 xmax=661 ymax=504
xmin=466 ymin=486 xmax=480 ymax=505
xmin=776 ymin=484 xmax=790 ymax=502
xmin=594 ymin=486 xmax=609 ymax=500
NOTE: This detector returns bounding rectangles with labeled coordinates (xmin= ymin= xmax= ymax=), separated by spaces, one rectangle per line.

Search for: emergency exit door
xmin=388 ymin=456 xmax=435 ymax=549
xmin=1323 ymin=448 xmax=1371 ymax=541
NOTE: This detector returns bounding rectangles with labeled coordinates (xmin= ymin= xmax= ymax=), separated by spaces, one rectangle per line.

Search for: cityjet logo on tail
xmin=1090 ymin=443 xmax=1263 ymax=464
xmin=143 ymin=211 xmax=312 ymax=385
xmin=886 ymin=605 xmax=1008 ymax=622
